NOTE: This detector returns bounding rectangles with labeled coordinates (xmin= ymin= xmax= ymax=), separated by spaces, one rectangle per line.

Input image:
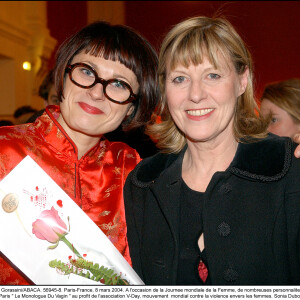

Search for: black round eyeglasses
xmin=66 ymin=63 xmax=138 ymax=104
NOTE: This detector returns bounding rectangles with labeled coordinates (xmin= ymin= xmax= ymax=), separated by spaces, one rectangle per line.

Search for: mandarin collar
xmin=33 ymin=105 xmax=109 ymax=164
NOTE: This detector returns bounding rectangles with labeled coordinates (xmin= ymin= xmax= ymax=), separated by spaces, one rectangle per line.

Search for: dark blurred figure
xmin=27 ymin=70 xmax=59 ymax=123
xmin=13 ymin=105 xmax=38 ymax=124
xmin=0 ymin=120 xmax=14 ymax=127
xmin=105 ymin=125 xmax=158 ymax=158
xmin=38 ymin=69 xmax=59 ymax=106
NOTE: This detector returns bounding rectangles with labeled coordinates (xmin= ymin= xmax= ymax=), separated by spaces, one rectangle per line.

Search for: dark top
xmin=177 ymin=179 xmax=209 ymax=285
xmin=124 ymin=134 xmax=300 ymax=285
xmin=105 ymin=125 xmax=158 ymax=158
xmin=26 ymin=109 xmax=45 ymax=123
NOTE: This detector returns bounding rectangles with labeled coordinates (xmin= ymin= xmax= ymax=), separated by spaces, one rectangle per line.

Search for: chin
xmin=69 ymin=123 xmax=101 ymax=137
xmin=82 ymin=130 xmax=103 ymax=138
xmin=184 ymin=130 xmax=211 ymax=142
xmin=186 ymin=135 xmax=211 ymax=143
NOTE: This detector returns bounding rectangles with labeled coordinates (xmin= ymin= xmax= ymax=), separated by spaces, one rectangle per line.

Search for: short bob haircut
xmin=54 ymin=21 xmax=159 ymax=131
xmin=261 ymin=78 xmax=300 ymax=124
xmin=147 ymin=16 xmax=268 ymax=153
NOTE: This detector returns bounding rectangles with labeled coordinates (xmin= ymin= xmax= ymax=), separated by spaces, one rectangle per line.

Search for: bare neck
xmin=57 ymin=115 xmax=102 ymax=160
xmin=182 ymin=135 xmax=238 ymax=192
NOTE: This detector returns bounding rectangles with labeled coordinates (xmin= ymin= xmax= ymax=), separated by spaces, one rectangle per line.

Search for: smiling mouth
xmin=186 ymin=108 xmax=214 ymax=116
xmin=79 ymin=102 xmax=104 ymax=115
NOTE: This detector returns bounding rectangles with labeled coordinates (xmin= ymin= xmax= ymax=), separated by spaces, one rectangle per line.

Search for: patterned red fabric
xmin=198 ymin=260 xmax=208 ymax=283
xmin=0 ymin=105 xmax=141 ymax=285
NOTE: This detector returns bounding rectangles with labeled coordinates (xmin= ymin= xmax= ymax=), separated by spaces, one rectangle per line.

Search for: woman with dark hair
xmin=0 ymin=21 xmax=158 ymax=285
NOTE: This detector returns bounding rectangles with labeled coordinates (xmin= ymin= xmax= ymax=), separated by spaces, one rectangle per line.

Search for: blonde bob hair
xmin=261 ymin=78 xmax=300 ymax=124
xmin=147 ymin=16 xmax=268 ymax=153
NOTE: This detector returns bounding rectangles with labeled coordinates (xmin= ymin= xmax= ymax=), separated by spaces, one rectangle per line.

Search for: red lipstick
xmin=79 ymin=102 xmax=103 ymax=115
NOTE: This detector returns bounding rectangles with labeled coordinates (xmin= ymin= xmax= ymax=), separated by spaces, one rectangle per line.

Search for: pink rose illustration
xmin=32 ymin=206 xmax=67 ymax=243
xmin=32 ymin=206 xmax=82 ymax=257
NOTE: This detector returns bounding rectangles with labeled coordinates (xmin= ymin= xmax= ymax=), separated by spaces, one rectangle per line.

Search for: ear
xmin=238 ymin=66 xmax=249 ymax=96
xmin=126 ymin=104 xmax=135 ymax=117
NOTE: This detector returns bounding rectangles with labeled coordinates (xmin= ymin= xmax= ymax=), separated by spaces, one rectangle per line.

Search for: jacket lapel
xmin=151 ymin=148 xmax=184 ymax=231
xmin=150 ymin=149 xmax=184 ymax=282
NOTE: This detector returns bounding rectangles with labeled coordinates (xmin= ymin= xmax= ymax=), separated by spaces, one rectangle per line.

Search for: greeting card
xmin=0 ymin=156 xmax=144 ymax=285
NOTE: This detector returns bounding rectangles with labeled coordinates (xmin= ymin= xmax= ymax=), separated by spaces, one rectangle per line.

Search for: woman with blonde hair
xmin=260 ymin=78 xmax=300 ymax=137
xmin=124 ymin=16 xmax=300 ymax=285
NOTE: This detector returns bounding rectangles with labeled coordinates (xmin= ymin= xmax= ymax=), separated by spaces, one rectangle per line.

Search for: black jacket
xmin=124 ymin=134 xmax=300 ymax=285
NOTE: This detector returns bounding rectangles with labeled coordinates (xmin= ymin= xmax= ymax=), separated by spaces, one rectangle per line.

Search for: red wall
xmin=46 ymin=1 xmax=300 ymax=100
xmin=47 ymin=1 xmax=88 ymax=69
xmin=125 ymin=1 xmax=300 ymax=99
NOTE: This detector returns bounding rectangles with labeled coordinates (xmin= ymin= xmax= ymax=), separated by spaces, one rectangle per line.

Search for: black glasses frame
xmin=66 ymin=63 xmax=137 ymax=104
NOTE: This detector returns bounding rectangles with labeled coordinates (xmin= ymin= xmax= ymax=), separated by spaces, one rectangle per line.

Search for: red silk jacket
xmin=0 ymin=106 xmax=141 ymax=284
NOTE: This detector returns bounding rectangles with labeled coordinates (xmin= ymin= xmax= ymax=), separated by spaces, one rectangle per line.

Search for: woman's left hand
xmin=293 ymin=134 xmax=300 ymax=157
